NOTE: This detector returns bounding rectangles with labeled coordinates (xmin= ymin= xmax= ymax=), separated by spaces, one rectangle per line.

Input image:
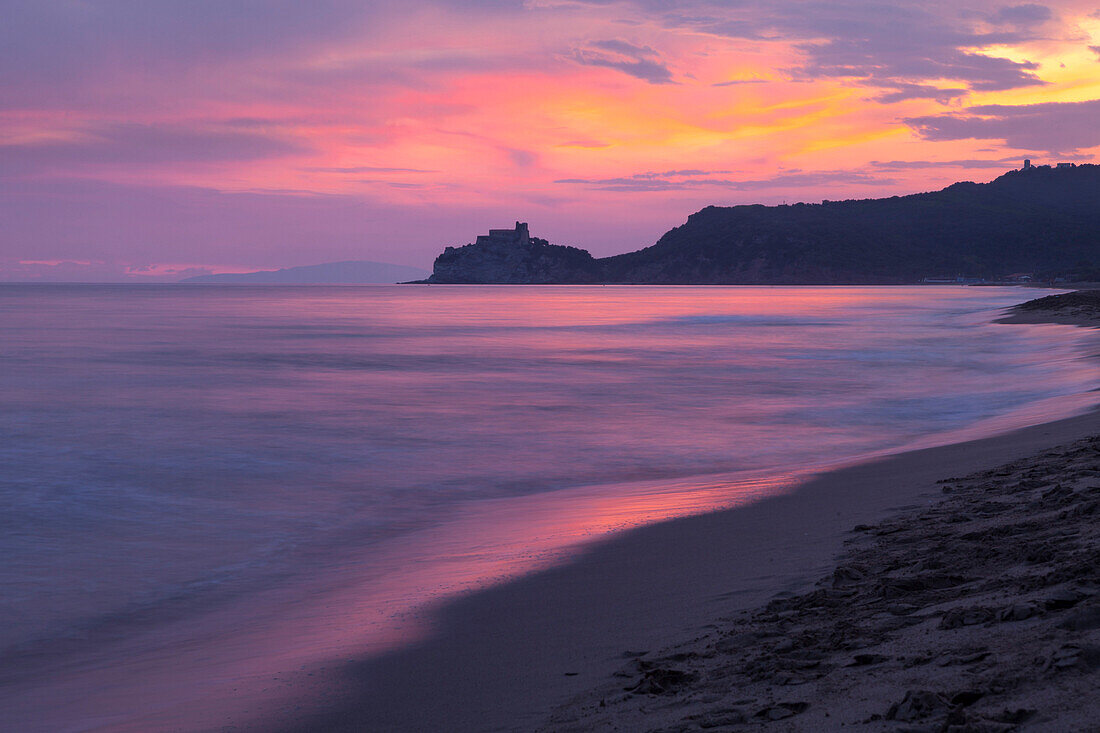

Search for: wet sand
xmin=997 ymin=288 xmax=1100 ymax=327
xmin=545 ymin=429 xmax=1100 ymax=731
xmin=279 ymin=294 xmax=1100 ymax=732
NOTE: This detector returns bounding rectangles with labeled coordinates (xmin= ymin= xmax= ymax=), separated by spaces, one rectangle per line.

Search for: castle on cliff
xmin=475 ymin=222 xmax=530 ymax=247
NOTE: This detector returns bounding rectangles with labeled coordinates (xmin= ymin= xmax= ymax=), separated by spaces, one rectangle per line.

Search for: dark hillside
xmin=422 ymin=165 xmax=1100 ymax=284
xmin=601 ymin=165 xmax=1100 ymax=284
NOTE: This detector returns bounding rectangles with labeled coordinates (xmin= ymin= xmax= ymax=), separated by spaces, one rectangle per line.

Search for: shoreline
xmin=278 ymin=368 xmax=1100 ymax=729
xmin=546 ymin=425 xmax=1100 ymax=731
xmin=6 ymin=286 xmax=1089 ymax=733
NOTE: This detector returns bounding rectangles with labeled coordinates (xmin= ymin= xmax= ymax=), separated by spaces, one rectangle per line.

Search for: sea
xmin=1 ymin=284 xmax=1097 ymax=731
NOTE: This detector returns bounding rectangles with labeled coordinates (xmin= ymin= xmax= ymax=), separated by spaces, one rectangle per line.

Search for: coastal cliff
xmin=424 ymin=165 xmax=1100 ymax=284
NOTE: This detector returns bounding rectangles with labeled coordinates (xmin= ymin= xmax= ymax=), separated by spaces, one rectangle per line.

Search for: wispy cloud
xmin=868 ymin=157 xmax=1024 ymax=171
xmin=302 ymin=166 xmax=439 ymax=174
xmin=905 ymin=99 xmax=1100 ymax=154
xmin=0 ymin=123 xmax=309 ymax=176
xmin=712 ymin=78 xmax=769 ymax=87
xmin=988 ymin=4 xmax=1054 ymax=27
xmin=588 ymin=0 xmax=1057 ymax=101
xmin=570 ymin=39 xmax=675 ymax=84
xmin=556 ymin=169 xmax=894 ymax=192
xmin=867 ymin=82 xmax=969 ymax=104
xmin=1 ymin=0 xmax=1097 ymax=274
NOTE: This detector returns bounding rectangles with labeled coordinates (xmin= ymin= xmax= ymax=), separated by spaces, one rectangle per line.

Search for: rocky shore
xmin=997 ymin=289 xmax=1100 ymax=327
xmin=543 ymin=292 xmax=1100 ymax=732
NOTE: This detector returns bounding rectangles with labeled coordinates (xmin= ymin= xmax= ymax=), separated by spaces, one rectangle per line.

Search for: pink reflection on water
xmin=9 ymin=468 xmax=806 ymax=732
xmin=4 ymin=285 xmax=1100 ymax=732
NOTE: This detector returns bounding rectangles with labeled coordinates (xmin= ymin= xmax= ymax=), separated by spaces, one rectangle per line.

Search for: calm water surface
xmin=1 ymin=284 xmax=1097 ymax=730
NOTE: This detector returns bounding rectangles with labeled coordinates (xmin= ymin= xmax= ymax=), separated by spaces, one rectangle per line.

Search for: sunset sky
xmin=3 ymin=0 xmax=1100 ymax=280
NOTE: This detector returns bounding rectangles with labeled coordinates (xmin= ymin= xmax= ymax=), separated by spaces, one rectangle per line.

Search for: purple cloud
xmin=634 ymin=169 xmax=733 ymax=178
xmin=571 ymin=39 xmax=675 ymax=84
xmin=0 ymin=123 xmax=309 ymax=176
xmin=302 ymin=166 xmax=439 ymax=174
xmin=580 ymin=0 xmax=1054 ymax=101
xmin=0 ymin=2 xmax=370 ymax=106
xmin=1091 ymin=45 xmax=1100 ymax=61
xmin=712 ymin=78 xmax=769 ymax=86
xmin=868 ymin=157 xmax=1025 ymax=170
xmin=792 ymin=42 xmax=1044 ymax=93
xmin=556 ymin=169 xmax=895 ymax=192
xmin=0 ymin=1 xmax=535 ymax=111
xmin=905 ymin=99 xmax=1100 ymax=154
xmin=868 ymin=82 xmax=969 ymax=104
xmin=989 ymin=4 xmax=1053 ymax=26
xmin=505 ymin=147 xmax=539 ymax=168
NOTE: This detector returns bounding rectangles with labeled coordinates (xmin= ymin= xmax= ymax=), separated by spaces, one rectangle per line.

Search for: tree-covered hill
xmin=424 ymin=165 xmax=1100 ymax=284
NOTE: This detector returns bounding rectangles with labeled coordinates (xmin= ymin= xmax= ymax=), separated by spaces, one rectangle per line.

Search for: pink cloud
xmin=1 ymin=0 xmax=1098 ymax=278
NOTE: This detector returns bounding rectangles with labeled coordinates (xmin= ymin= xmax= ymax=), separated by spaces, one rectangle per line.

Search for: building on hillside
xmin=921 ymin=276 xmax=987 ymax=284
xmin=475 ymin=222 xmax=531 ymax=247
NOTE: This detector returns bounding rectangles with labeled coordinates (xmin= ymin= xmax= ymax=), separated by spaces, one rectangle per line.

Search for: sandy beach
xmin=9 ymin=4 xmax=1100 ymax=730
xmin=546 ymin=425 xmax=1100 ymax=731
xmin=279 ymin=292 xmax=1100 ymax=732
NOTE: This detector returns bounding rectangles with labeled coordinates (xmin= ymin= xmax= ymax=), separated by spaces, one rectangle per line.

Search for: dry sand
xmin=282 ymin=293 xmax=1100 ymax=733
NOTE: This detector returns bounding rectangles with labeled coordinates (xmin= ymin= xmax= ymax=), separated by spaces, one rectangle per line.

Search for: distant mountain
xmin=424 ymin=165 xmax=1100 ymax=284
xmin=183 ymin=261 xmax=430 ymax=284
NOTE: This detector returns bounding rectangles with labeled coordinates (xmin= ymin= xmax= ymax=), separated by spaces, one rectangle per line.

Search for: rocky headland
xmin=422 ymin=165 xmax=1100 ymax=285
xmin=425 ymin=222 xmax=601 ymax=284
